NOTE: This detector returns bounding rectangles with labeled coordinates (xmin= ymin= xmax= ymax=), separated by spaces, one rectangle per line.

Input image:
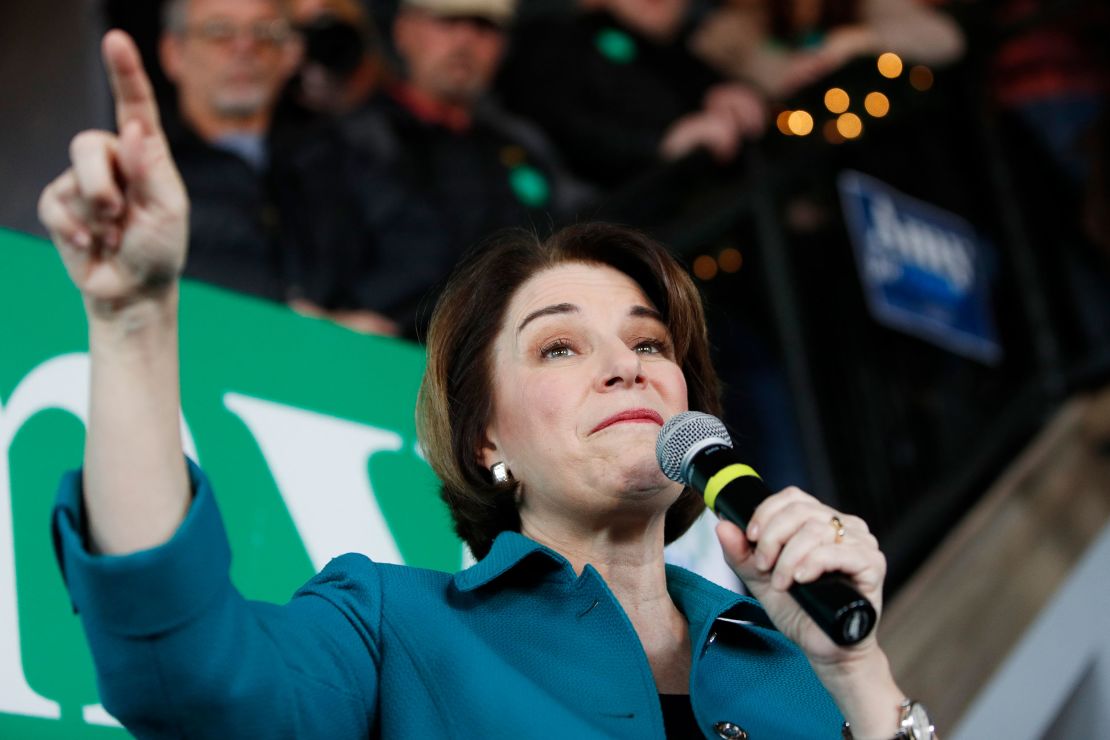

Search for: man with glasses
xmin=160 ymin=0 xmax=300 ymax=149
xmin=155 ymin=0 xmax=449 ymax=335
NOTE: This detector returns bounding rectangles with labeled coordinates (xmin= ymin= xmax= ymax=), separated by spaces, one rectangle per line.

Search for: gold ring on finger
xmin=830 ymin=515 xmax=846 ymax=544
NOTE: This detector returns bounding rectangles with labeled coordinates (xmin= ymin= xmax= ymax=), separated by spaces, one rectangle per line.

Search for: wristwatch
xmin=840 ymin=698 xmax=935 ymax=740
xmin=894 ymin=698 xmax=934 ymax=740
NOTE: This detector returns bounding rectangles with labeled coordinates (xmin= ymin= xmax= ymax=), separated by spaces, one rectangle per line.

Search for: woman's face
xmin=481 ymin=262 xmax=689 ymax=529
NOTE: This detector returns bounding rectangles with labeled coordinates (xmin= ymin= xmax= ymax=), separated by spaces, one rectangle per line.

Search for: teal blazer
xmin=53 ymin=461 xmax=844 ymax=738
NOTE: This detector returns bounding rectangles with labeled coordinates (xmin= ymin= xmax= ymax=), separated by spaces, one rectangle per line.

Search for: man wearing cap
xmin=342 ymin=0 xmax=588 ymax=270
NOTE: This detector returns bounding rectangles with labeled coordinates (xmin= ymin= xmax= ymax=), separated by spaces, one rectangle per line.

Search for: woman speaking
xmin=39 ymin=30 xmax=930 ymax=740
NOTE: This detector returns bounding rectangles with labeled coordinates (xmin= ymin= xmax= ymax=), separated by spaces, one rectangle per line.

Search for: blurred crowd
xmin=97 ymin=0 xmax=1110 ymax=323
xmin=96 ymin=0 xmax=1107 ymax=489
xmin=99 ymin=0 xmax=982 ymax=334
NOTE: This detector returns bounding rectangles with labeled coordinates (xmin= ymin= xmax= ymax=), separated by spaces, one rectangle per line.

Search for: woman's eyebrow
xmin=516 ymin=303 xmax=663 ymax=334
xmin=517 ymin=303 xmax=578 ymax=334
xmin=629 ymin=305 xmax=663 ymax=323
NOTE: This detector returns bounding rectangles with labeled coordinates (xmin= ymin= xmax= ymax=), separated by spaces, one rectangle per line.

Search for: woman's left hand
xmin=715 ymin=486 xmax=886 ymax=666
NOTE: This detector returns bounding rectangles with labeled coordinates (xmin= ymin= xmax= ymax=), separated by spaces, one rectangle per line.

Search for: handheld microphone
xmin=656 ymin=411 xmax=876 ymax=646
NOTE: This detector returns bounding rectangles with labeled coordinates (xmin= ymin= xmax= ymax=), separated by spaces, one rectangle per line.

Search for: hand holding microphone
xmin=657 ymin=412 xmax=880 ymax=649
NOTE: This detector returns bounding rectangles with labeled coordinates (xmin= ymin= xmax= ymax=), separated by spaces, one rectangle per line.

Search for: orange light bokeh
xmin=824 ymin=88 xmax=850 ymax=114
xmin=693 ymin=255 xmax=718 ymax=281
xmin=788 ymin=110 xmax=814 ymax=136
xmin=909 ymin=65 xmax=934 ymax=91
xmin=776 ymin=110 xmax=794 ymax=136
xmin=837 ymin=113 xmax=863 ymax=139
xmin=823 ymin=119 xmax=845 ymax=144
xmin=877 ymin=52 xmax=903 ymax=79
xmin=718 ymin=248 xmax=743 ymax=273
xmin=864 ymin=92 xmax=890 ymax=118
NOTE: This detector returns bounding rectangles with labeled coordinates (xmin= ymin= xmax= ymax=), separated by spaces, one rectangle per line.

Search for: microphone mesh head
xmin=655 ymin=411 xmax=732 ymax=482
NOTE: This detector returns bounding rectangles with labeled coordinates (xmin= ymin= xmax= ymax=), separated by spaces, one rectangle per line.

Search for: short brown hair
xmin=417 ymin=222 xmax=722 ymax=559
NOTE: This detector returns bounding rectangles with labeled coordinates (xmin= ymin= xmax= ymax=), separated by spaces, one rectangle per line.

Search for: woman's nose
xmin=600 ymin=343 xmax=645 ymax=389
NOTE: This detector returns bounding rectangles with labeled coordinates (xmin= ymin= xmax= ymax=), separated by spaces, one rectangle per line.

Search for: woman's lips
xmin=590 ymin=408 xmax=665 ymax=434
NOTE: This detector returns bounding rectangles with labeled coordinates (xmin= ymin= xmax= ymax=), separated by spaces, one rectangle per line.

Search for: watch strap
xmin=839 ymin=698 xmax=933 ymax=740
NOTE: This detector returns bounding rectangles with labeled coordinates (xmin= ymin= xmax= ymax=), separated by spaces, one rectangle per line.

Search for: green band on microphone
xmin=703 ymin=463 xmax=761 ymax=512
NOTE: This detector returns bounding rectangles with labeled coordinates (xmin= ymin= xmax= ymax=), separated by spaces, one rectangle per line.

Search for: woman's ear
xmin=478 ymin=429 xmax=501 ymax=470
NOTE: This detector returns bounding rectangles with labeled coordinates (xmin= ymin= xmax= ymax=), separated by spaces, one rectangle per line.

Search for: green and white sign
xmin=1 ymin=229 xmax=458 ymax=738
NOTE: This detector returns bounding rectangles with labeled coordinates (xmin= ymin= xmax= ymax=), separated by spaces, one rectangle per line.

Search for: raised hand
xmin=35 ymin=31 xmax=193 ymax=556
xmin=38 ymin=30 xmax=188 ymax=310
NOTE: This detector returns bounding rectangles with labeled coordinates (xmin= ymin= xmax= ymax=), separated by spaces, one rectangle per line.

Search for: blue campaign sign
xmin=837 ymin=170 xmax=1002 ymax=364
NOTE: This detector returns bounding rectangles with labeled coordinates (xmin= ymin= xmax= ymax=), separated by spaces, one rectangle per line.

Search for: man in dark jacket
xmin=342 ymin=0 xmax=589 ymax=263
xmin=158 ymin=0 xmax=449 ymax=335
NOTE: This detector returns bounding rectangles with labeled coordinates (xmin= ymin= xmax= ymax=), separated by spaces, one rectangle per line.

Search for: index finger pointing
xmin=102 ymin=30 xmax=163 ymax=136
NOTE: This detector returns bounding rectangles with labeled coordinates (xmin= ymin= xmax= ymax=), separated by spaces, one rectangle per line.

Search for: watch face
xmin=907 ymin=701 xmax=934 ymax=739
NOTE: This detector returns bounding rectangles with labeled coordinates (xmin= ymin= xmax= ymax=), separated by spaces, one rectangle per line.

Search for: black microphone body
xmin=659 ymin=413 xmax=877 ymax=646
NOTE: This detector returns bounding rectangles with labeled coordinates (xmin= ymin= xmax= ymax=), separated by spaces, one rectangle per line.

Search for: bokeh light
xmin=823 ymin=119 xmax=845 ymax=144
xmin=864 ymin=92 xmax=890 ymax=118
xmin=824 ymin=88 xmax=850 ymax=114
xmin=909 ymin=65 xmax=934 ymax=91
xmin=776 ymin=110 xmax=794 ymax=136
xmin=693 ymin=255 xmax=718 ymax=281
xmin=877 ymin=52 xmax=903 ymax=79
xmin=788 ymin=110 xmax=814 ymax=136
xmin=837 ymin=113 xmax=863 ymax=139
xmin=718 ymin=247 xmax=743 ymax=273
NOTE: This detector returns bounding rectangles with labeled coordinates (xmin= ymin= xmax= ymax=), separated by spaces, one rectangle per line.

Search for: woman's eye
xmin=634 ymin=338 xmax=666 ymax=355
xmin=540 ymin=341 xmax=576 ymax=359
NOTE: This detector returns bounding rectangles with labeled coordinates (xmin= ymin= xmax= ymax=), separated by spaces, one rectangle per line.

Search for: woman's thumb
xmin=716 ymin=519 xmax=753 ymax=571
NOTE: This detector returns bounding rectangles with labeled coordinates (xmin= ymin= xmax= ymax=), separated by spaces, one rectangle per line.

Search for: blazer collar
xmin=664 ymin=564 xmax=776 ymax=640
xmin=453 ymin=532 xmax=775 ymax=633
xmin=453 ymin=531 xmax=571 ymax=592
